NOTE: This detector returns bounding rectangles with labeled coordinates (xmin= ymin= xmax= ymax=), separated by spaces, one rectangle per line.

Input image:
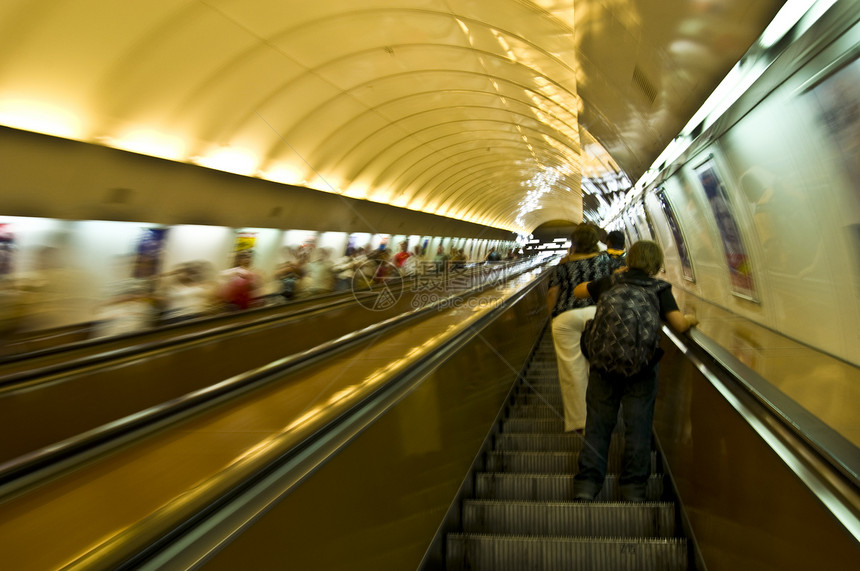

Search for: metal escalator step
xmin=516 ymin=381 xmax=560 ymax=392
xmin=525 ymin=367 xmax=557 ymax=375
xmin=505 ymin=404 xmax=562 ymax=419
xmin=512 ymin=392 xmax=563 ymax=407
xmin=526 ymin=360 xmax=557 ymax=368
xmin=495 ymin=433 xmax=626 ymax=453
xmin=486 ymin=451 xmax=577 ymax=473
xmin=518 ymin=381 xmax=560 ymax=392
xmin=500 ymin=417 xmax=565 ymax=433
xmin=514 ymin=388 xmax=561 ymax=401
xmin=530 ymin=351 xmax=556 ymax=358
xmin=446 ymin=533 xmax=688 ymax=571
xmin=522 ymin=374 xmax=558 ymax=383
xmin=461 ymin=500 xmax=676 ymax=537
xmin=475 ymin=473 xmax=664 ymax=502
xmin=512 ymin=385 xmax=557 ymax=396
xmin=485 ymin=451 xmax=657 ymax=476
xmin=518 ymin=375 xmax=559 ymax=384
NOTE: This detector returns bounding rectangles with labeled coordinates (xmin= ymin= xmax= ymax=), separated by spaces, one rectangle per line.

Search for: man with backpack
xmin=572 ymin=240 xmax=697 ymax=501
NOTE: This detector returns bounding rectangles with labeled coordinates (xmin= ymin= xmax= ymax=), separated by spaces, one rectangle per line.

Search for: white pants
xmin=551 ymin=306 xmax=596 ymax=432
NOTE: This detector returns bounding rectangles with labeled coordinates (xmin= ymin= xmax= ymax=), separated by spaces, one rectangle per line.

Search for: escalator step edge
xmin=446 ymin=533 xmax=687 ymax=571
xmin=461 ymin=500 xmax=676 ymax=538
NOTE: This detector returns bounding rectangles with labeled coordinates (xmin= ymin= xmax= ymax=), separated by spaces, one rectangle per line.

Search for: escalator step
xmin=500 ymin=417 xmax=565 ymax=433
xmin=495 ymin=433 xmax=624 ymax=453
xmin=511 ymin=392 xmax=564 ymax=407
xmin=485 ymin=450 xmax=658 ymax=475
xmin=521 ymin=374 xmax=558 ymax=383
xmin=511 ymin=385 xmax=563 ymax=399
xmin=505 ymin=405 xmax=562 ymax=419
xmin=461 ymin=500 xmax=676 ymax=537
xmin=517 ymin=381 xmax=560 ymax=392
xmin=475 ymin=473 xmax=664 ymax=502
xmin=524 ymin=368 xmax=557 ymax=376
xmin=446 ymin=534 xmax=687 ymax=571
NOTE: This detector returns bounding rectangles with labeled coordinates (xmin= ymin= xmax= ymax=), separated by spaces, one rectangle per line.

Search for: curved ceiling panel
xmin=0 ymin=0 xmax=784 ymax=233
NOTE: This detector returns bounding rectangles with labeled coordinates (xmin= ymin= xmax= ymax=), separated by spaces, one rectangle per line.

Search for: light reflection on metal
xmin=631 ymin=0 xmax=834 ymax=211
xmin=581 ymin=170 xmax=632 ymax=224
xmin=760 ymin=0 xmax=830 ymax=48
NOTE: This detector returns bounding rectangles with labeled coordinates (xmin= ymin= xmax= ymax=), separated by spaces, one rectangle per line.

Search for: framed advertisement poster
xmin=655 ymin=187 xmax=695 ymax=282
xmin=803 ymin=53 xmax=860 ymax=273
xmin=695 ymin=158 xmax=757 ymax=300
xmin=133 ymin=227 xmax=168 ymax=279
xmin=804 ymin=54 xmax=860 ymax=199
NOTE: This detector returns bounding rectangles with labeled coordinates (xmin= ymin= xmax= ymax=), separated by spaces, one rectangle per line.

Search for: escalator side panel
xmin=0 ymin=296 xmax=416 ymax=464
xmin=654 ymin=337 xmax=860 ymax=570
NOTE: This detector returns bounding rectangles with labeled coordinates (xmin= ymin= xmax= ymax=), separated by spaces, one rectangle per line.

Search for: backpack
xmin=581 ymin=274 xmax=668 ymax=377
xmin=607 ymin=252 xmax=626 ymax=272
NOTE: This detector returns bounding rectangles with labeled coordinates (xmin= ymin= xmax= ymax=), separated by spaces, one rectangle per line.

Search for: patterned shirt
xmin=549 ymin=252 xmax=612 ymax=317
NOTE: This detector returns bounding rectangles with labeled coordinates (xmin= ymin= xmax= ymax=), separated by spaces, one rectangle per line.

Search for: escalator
xmin=0 ymin=264 xmax=856 ymax=569
xmin=444 ymin=328 xmax=690 ymax=570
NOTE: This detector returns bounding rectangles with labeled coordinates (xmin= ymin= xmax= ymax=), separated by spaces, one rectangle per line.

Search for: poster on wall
xmin=0 ymin=223 xmax=15 ymax=276
xmin=695 ymin=159 xmax=756 ymax=300
xmin=655 ymin=188 xmax=695 ymax=282
xmin=804 ymin=55 xmax=860 ymax=277
xmin=232 ymin=230 xmax=257 ymax=263
xmin=806 ymin=55 xmax=860 ymax=202
xmin=133 ymin=227 xmax=168 ymax=279
xmin=234 ymin=231 xmax=257 ymax=253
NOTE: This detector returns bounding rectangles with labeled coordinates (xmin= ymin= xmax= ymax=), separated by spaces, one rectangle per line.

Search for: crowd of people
xmin=0 ymin=241 xmax=519 ymax=348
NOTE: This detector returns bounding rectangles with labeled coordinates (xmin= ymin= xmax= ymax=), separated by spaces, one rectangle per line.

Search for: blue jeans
xmin=573 ymin=365 xmax=658 ymax=500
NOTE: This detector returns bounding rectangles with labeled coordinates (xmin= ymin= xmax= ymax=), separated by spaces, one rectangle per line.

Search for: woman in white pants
xmin=546 ymin=225 xmax=612 ymax=432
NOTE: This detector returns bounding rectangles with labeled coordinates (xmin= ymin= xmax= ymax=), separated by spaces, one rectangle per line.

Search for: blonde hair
xmin=626 ymin=240 xmax=663 ymax=275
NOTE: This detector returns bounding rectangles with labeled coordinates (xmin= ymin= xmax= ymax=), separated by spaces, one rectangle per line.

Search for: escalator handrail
xmin=0 ymin=290 xmax=374 ymax=388
xmin=662 ymin=325 xmax=860 ymax=542
xmin=0 ymin=290 xmax=340 ymax=364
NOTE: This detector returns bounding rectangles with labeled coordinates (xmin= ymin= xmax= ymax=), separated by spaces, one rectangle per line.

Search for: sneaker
xmin=572 ymin=480 xmax=600 ymax=501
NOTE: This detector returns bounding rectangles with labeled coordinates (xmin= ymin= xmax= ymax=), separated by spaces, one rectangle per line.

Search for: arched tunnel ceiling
xmin=0 ymin=0 xmax=784 ymax=234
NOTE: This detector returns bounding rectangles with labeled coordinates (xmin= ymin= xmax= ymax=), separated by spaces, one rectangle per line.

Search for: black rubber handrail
xmin=0 ymin=289 xmax=377 ymax=388
xmin=0 ymin=290 xmax=341 ymax=364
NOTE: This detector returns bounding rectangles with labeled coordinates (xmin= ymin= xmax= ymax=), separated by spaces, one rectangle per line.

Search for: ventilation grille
xmin=632 ymin=65 xmax=657 ymax=105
